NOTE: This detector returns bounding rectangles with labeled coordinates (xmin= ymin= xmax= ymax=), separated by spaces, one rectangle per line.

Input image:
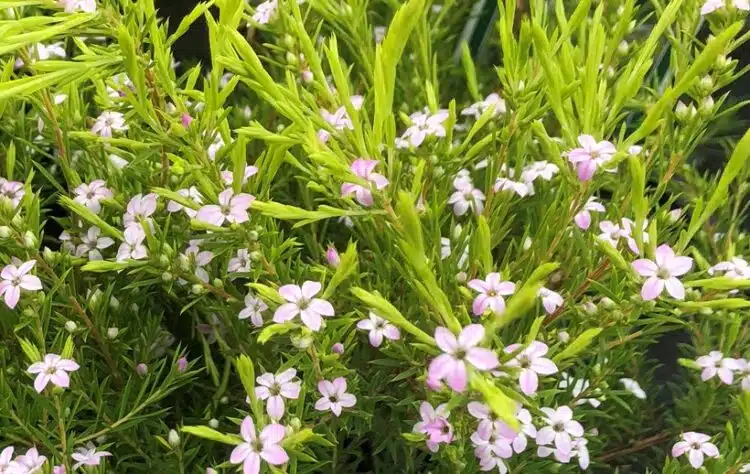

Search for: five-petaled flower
xmin=504 ymin=341 xmax=558 ymax=395
xmin=399 ymin=110 xmax=449 ymax=148
xmin=341 ymin=159 xmax=389 ymax=207
xmin=0 ymin=179 xmax=24 ymax=208
xmin=91 ymin=111 xmax=128 ymax=138
xmin=695 ymin=351 xmax=741 ymax=384
xmin=0 ymin=260 xmax=42 ymax=309
xmin=76 ymin=227 xmax=114 ymax=260
xmin=671 ymin=432 xmax=719 ymax=469
xmin=413 ymin=401 xmax=453 ymax=452
xmin=566 ymin=135 xmax=617 ymax=181
xmin=255 ymin=369 xmax=301 ymax=420
xmin=573 ymin=197 xmax=605 ymax=230
xmin=701 ymin=0 xmax=749 ymax=15
xmin=538 ymin=287 xmax=563 ymax=314
xmin=27 ymin=354 xmax=80 ymax=393
xmin=273 ymin=281 xmax=334 ymax=331
xmin=239 ymin=293 xmax=268 ymax=327
xmin=116 ymin=226 xmax=148 ymax=262
xmin=315 ymin=377 xmax=356 ymax=416
xmin=73 ymin=180 xmax=113 ymax=214
xmin=356 ymin=312 xmax=400 ymax=347
xmin=71 ymin=443 xmax=111 ymax=469
xmin=196 ymin=188 xmax=255 ymax=226
xmin=230 ymin=417 xmax=288 ymax=474
xmin=535 ymin=406 xmax=584 ymax=453
xmin=632 ymin=244 xmax=693 ymax=300
xmin=428 ymin=324 xmax=499 ymax=392
xmin=468 ymin=273 xmax=516 ymax=316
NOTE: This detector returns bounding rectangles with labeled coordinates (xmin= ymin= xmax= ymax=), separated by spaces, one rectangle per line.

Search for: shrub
xmin=1 ymin=0 xmax=750 ymax=473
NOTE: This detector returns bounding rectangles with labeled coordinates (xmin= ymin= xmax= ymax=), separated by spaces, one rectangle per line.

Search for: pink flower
xmin=448 ymin=179 xmax=485 ymax=216
xmin=176 ymin=357 xmax=188 ymax=372
xmin=91 ymin=111 xmax=128 ymax=137
xmin=566 ymin=135 xmax=616 ymax=181
xmin=356 ymin=312 xmax=400 ymax=347
xmin=314 ymin=377 xmax=356 ymax=416
xmin=0 ymin=179 xmax=24 ymax=208
xmin=504 ymin=341 xmax=558 ymax=395
xmin=53 ymin=465 xmax=66 ymax=474
xmin=467 ymin=402 xmax=517 ymax=441
xmin=400 ymin=110 xmax=449 ymax=147
xmin=116 ymin=226 xmax=148 ymax=262
xmin=27 ymin=354 xmax=80 ymax=392
xmin=461 ymin=93 xmax=506 ymax=119
xmin=470 ymin=422 xmax=513 ymax=465
xmin=0 ymin=446 xmax=14 ymax=470
xmin=255 ymin=369 xmax=301 ymax=420
xmin=511 ymin=407 xmax=537 ymax=453
xmin=181 ymin=112 xmax=193 ymax=128
xmin=521 ymin=161 xmax=558 ymax=183
xmin=123 ymin=193 xmax=158 ymax=230
xmin=600 ymin=218 xmax=648 ymax=253
xmin=341 ymin=159 xmax=389 ymax=207
xmin=428 ymin=325 xmax=499 ymax=392
xmin=709 ymin=257 xmax=750 ymax=279
xmin=76 ymin=227 xmax=114 ymax=260
xmin=8 ymin=447 xmax=47 ymax=473
xmin=672 ymin=432 xmax=719 ymax=468
xmin=632 ymin=244 xmax=693 ymax=300
xmin=538 ymin=287 xmax=563 ymax=314
xmin=228 ymin=249 xmax=252 ymax=273
xmin=321 ymin=106 xmax=353 ymax=131
xmin=0 ymin=260 xmax=42 ymax=309
xmin=221 ymin=166 xmax=258 ymax=186
xmin=696 ymin=351 xmax=741 ymax=384
xmin=412 ymin=402 xmax=452 ymax=452
xmin=71 ymin=443 xmax=111 ymax=469
xmin=325 ymin=246 xmax=340 ymax=268
xmin=573 ymin=197 xmax=605 ymax=230
xmin=273 ymin=281 xmax=334 ymax=331
xmin=58 ymin=0 xmax=96 ymax=13
xmin=536 ymin=406 xmax=584 ymax=453
xmin=72 ymin=180 xmax=112 ymax=214
xmin=183 ymin=244 xmax=213 ymax=283
xmin=239 ymin=294 xmax=268 ymax=327
xmin=229 ymin=417 xmax=288 ymax=474
xmin=468 ymin=273 xmax=516 ymax=316
xmin=196 ymin=188 xmax=255 ymax=226
xmin=735 ymin=359 xmax=750 ymax=391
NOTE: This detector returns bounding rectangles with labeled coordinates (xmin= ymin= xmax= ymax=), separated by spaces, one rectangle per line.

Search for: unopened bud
xmin=558 ymin=331 xmax=570 ymax=343
xmin=107 ymin=327 xmax=119 ymax=339
xmin=191 ymin=284 xmax=204 ymax=295
xmin=220 ymin=396 xmax=229 ymax=404
xmin=699 ymin=96 xmax=714 ymax=116
xmin=109 ymin=296 xmax=120 ymax=309
xmin=43 ymin=247 xmax=55 ymax=263
xmin=0 ymin=226 xmax=10 ymax=238
xmin=249 ymin=251 xmax=262 ymax=262
xmin=64 ymin=321 xmax=77 ymax=333
xmin=158 ymin=255 xmax=170 ymax=268
xmin=698 ymin=75 xmax=714 ymax=95
xmin=135 ymin=363 xmax=148 ymax=376
xmin=168 ymin=429 xmax=180 ymax=447
xmin=23 ymin=231 xmax=37 ymax=249
xmin=161 ymin=272 xmax=172 ymax=282
xmin=209 ymin=418 xmax=219 ymax=428
xmin=522 ymin=237 xmax=532 ymax=251
xmin=456 ymin=271 xmax=467 ymax=283
xmin=669 ymin=208 xmax=682 ymax=222
xmin=715 ymin=54 xmax=732 ymax=72
xmin=282 ymin=34 xmax=296 ymax=48
xmin=675 ymin=101 xmax=693 ymax=122
xmin=289 ymin=417 xmax=302 ymax=430
xmin=326 ymin=246 xmax=340 ymax=268
xmin=452 ymin=224 xmax=463 ymax=240
xmin=599 ymin=297 xmax=615 ymax=309
xmin=248 ymin=230 xmax=259 ymax=241
xmin=285 ymin=52 xmax=298 ymax=65
xmin=331 ymin=342 xmax=344 ymax=354
xmin=176 ymin=357 xmax=188 ymax=373
xmin=582 ymin=301 xmax=597 ymax=315
xmin=212 ymin=278 xmax=223 ymax=288
xmin=617 ymin=40 xmax=629 ymax=56
xmin=291 ymin=334 xmax=313 ymax=349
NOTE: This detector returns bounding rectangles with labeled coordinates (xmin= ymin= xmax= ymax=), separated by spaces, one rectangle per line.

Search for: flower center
xmin=297 ymin=299 xmax=310 ymax=310
xmin=691 ymin=442 xmax=701 ymax=450
xmin=270 ymin=383 xmax=281 ymax=396
xmin=487 ymin=290 xmax=497 ymax=297
xmin=519 ymin=355 xmax=530 ymax=369
xmin=656 ymin=267 xmax=670 ymax=279
xmin=553 ymin=422 xmax=565 ymax=432
xmin=455 ymin=349 xmax=466 ymax=360
xmin=329 ymin=395 xmax=339 ymax=403
xmin=252 ymin=439 xmax=264 ymax=452
xmin=45 ymin=367 xmax=56 ymax=375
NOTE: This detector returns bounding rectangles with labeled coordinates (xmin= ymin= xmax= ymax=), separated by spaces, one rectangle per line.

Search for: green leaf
xmin=59 ymin=196 xmax=124 ymax=241
xmin=350 ymin=288 xmax=434 ymax=346
xmin=473 ymin=216 xmax=493 ymax=273
xmin=18 ymin=337 xmax=41 ymax=363
xmin=257 ymin=323 xmax=296 ymax=344
xmin=553 ymin=328 xmax=603 ymax=362
xmin=684 ymin=277 xmax=750 ymax=290
xmin=181 ymin=426 xmax=241 ymax=445
xmin=677 ymin=299 xmax=750 ymax=310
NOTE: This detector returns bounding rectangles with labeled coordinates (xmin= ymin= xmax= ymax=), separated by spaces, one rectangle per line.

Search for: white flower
xmin=75 ymin=227 xmax=114 ymax=260
xmin=701 ymin=0 xmax=749 ymax=15
xmin=696 ymin=351 xmax=741 ymax=384
xmin=58 ymin=0 xmax=96 ymax=12
xmin=537 ymin=287 xmax=563 ymax=314
xmin=27 ymin=353 xmax=80 ymax=393
xmin=521 ymin=161 xmax=559 ymax=183
xmin=123 ymin=193 xmax=158 ymax=230
xmin=440 ymin=237 xmax=451 ymax=260
xmin=184 ymin=244 xmax=213 ymax=283
xmin=671 ymin=432 xmax=719 ymax=468
xmin=448 ymin=179 xmax=485 ymax=216
xmin=252 ymin=0 xmax=278 ymax=24
xmin=239 ymin=293 xmax=268 ymax=327
xmin=314 ymin=377 xmax=356 ymax=416
xmin=73 ymin=180 xmax=113 ymax=214
xmin=71 ymin=443 xmax=111 ymax=469
xmin=461 ymin=93 xmax=506 ymax=119
xmin=400 ymin=110 xmax=449 ymax=147
xmin=619 ymin=378 xmax=647 ymax=399
xmin=228 ymin=249 xmax=252 ymax=273
xmin=91 ymin=111 xmax=128 ymax=138
xmin=709 ymin=257 xmax=750 ymax=279
xmin=535 ymin=406 xmax=584 ymax=452
xmin=255 ymin=369 xmax=301 ymax=420
xmin=116 ymin=226 xmax=148 ymax=261
xmin=356 ymin=312 xmax=400 ymax=347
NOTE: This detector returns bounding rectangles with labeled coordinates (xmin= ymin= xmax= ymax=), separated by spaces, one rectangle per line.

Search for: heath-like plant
xmin=1 ymin=0 xmax=750 ymax=473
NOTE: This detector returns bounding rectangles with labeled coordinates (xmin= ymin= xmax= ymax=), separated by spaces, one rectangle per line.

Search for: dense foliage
xmin=2 ymin=0 xmax=750 ymax=473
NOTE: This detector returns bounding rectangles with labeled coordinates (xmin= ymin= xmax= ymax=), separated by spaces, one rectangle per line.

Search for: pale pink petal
xmin=458 ymin=324 xmax=484 ymax=348
xmin=536 ymin=426 xmax=555 ymax=445
xmin=565 ymin=420 xmax=584 ymax=437
xmin=300 ymin=309 xmax=323 ymax=331
xmin=632 ymin=259 xmax=658 ymax=276
xmin=230 ymin=443 xmax=251 ymax=464
xmin=300 ymin=281 xmax=321 ymax=299
xmin=383 ymin=325 xmax=400 ymax=340
xmin=243 ymin=453 xmax=261 ymax=474
xmin=260 ymin=423 xmax=286 ymax=445
xmin=260 ymin=445 xmax=288 ymax=466
xmin=240 ymin=417 xmax=256 ymax=442
xmin=701 ymin=442 xmax=719 ymax=457
xmin=318 ymin=380 xmax=333 ymax=397
xmin=428 ymin=354 xmax=455 ymax=380
xmin=278 ymin=284 xmax=302 ymax=303
xmin=276 ymin=368 xmax=296 ymax=384
xmin=308 ymin=299 xmax=334 ymax=316
xmin=664 ymin=277 xmax=685 ymax=300
xmin=574 ymin=211 xmax=591 ymax=230
xmin=446 ymin=361 xmax=468 ymax=392
xmin=280 ymin=382 xmax=300 ymax=399
xmin=266 ymin=395 xmax=285 ymax=419
xmin=641 ymin=277 xmax=664 ymax=300
xmin=273 ymin=303 xmax=299 ymax=322
xmin=472 ymin=294 xmax=489 ymax=315
xmin=51 ymin=370 xmax=70 ymax=388
xmin=465 ymin=348 xmax=499 ymax=370
xmin=688 ymin=449 xmax=704 ymax=469
xmin=530 ymin=358 xmax=558 ymax=375
xmin=672 ymin=441 xmax=690 ymax=457
xmin=4 ymin=286 xmax=20 ymax=308
xmin=34 ymin=373 xmax=50 ymax=392
xmin=434 ymin=327 xmax=458 ymax=353
xmin=654 ymin=244 xmax=675 ymax=267
xmin=17 ymin=261 xmax=36 ymax=275
xmin=519 ymin=369 xmax=538 ymax=395
xmin=314 ymin=397 xmax=331 ymax=412
xmin=666 ymin=256 xmax=693 ymax=276
xmin=467 ymin=279 xmax=489 ymax=293
xmin=196 ymin=205 xmax=225 ymax=226
xmin=338 ymin=393 xmax=356 ymax=408
xmin=369 ymin=330 xmax=384 ymax=347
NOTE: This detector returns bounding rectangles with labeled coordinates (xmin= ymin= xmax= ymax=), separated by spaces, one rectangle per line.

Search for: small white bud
xmin=522 ymin=237 xmax=532 ymax=251
xmin=558 ymin=331 xmax=570 ymax=343
xmin=452 ymin=224 xmax=463 ymax=240
xmin=599 ymin=297 xmax=615 ymax=309
xmin=617 ymin=40 xmax=629 ymax=56
xmin=456 ymin=271 xmax=467 ymax=283
xmin=582 ymin=301 xmax=597 ymax=315
xmin=0 ymin=226 xmax=10 ymax=238
xmin=107 ymin=327 xmax=119 ymax=339
xmin=23 ymin=231 xmax=37 ymax=249
xmin=698 ymin=75 xmax=714 ymax=95
xmin=209 ymin=418 xmax=219 ymax=428
xmin=64 ymin=321 xmax=77 ymax=333
xmin=699 ymin=96 xmax=714 ymax=116
xmin=168 ymin=429 xmax=181 ymax=447
xmin=669 ymin=208 xmax=682 ymax=222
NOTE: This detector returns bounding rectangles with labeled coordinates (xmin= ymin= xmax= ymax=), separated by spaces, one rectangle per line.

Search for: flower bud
xmin=23 ymin=231 xmax=37 ymax=249
xmin=220 ymin=396 xmax=229 ymax=404
xmin=107 ymin=327 xmax=119 ymax=339
xmin=599 ymin=297 xmax=615 ymax=309
xmin=285 ymin=52 xmax=298 ymax=65
xmin=136 ymin=363 xmax=148 ymax=376
xmin=43 ymin=247 xmax=56 ymax=263
xmin=248 ymin=230 xmax=259 ymax=241
xmin=698 ymin=75 xmax=714 ymax=95
xmin=699 ymin=96 xmax=714 ymax=116
xmin=282 ymin=34 xmax=296 ymax=48
xmin=291 ymin=333 xmax=313 ymax=349
xmin=558 ymin=331 xmax=570 ymax=343
xmin=177 ymin=254 xmax=190 ymax=271
xmin=109 ymin=296 xmax=120 ymax=309
xmin=96 ymin=435 xmax=107 ymax=444
xmin=669 ymin=208 xmax=682 ymax=222
xmin=675 ymin=101 xmax=691 ymax=121
xmin=715 ymin=54 xmax=733 ymax=72
xmin=191 ymin=284 xmax=204 ymax=295
xmin=158 ymin=255 xmax=170 ymax=268
xmin=0 ymin=226 xmax=10 ymax=238
xmin=331 ymin=342 xmax=344 ymax=354
xmin=250 ymin=251 xmax=262 ymax=262
xmin=212 ymin=278 xmax=224 ymax=288
xmin=161 ymin=271 xmax=173 ymax=281
xmin=289 ymin=417 xmax=302 ymax=430
xmin=452 ymin=224 xmax=463 ymax=240
xmin=617 ymin=40 xmax=629 ymax=56
xmin=176 ymin=357 xmax=188 ymax=373
xmin=64 ymin=321 xmax=77 ymax=333
xmin=522 ymin=237 xmax=532 ymax=251
xmin=168 ymin=429 xmax=181 ymax=447
xmin=88 ymin=289 xmax=102 ymax=308
xmin=209 ymin=418 xmax=219 ymax=428
xmin=181 ymin=113 xmax=193 ymax=128
xmin=206 ymin=469 xmax=218 ymax=474
xmin=582 ymin=301 xmax=597 ymax=315
xmin=326 ymin=246 xmax=340 ymax=268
